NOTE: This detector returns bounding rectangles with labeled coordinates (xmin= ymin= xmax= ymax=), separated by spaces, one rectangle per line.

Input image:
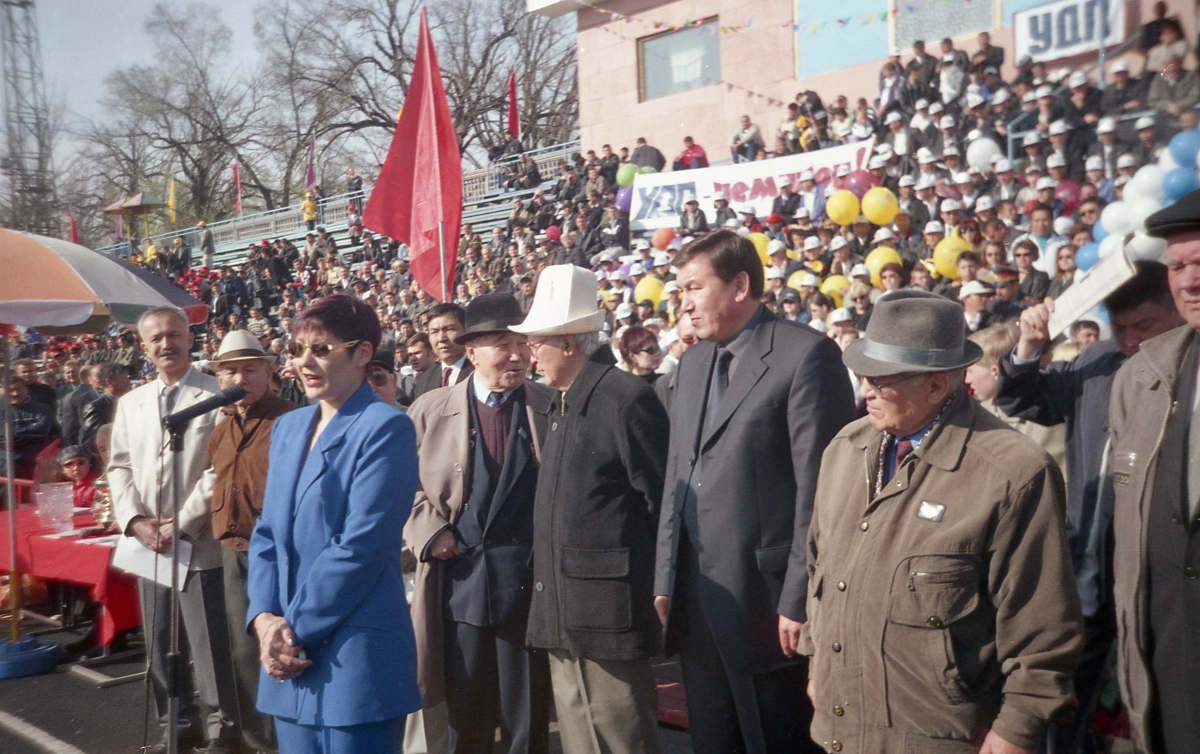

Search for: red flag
xmin=65 ymin=211 xmax=79 ymax=244
xmin=363 ymin=6 xmax=462 ymax=302
xmin=232 ymin=162 xmax=243 ymax=213
xmin=507 ymin=71 xmax=519 ymax=140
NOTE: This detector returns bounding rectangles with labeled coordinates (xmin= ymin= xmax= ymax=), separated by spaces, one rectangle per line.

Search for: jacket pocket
xmin=755 ymin=544 xmax=791 ymax=573
xmin=888 ymin=555 xmax=981 ymax=705
xmin=561 ymin=547 xmax=632 ymax=632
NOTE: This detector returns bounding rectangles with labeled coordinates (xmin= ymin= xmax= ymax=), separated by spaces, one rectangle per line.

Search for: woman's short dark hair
xmin=1104 ymin=261 xmax=1173 ymax=315
xmin=617 ymin=325 xmax=658 ymax=364
xmin=809 ymin=292 xmax=835 ymax=310
xmin=292 ymin=294 xmax=381 ymax=353
xmin=674 ymin=230 xmax=765 ymax=299
xmin=879 ymin=262 xmax=907 ymax=285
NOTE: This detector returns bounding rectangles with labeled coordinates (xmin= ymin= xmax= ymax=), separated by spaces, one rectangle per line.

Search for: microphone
xmin=163 ymin=385 xmax=246 ymax=433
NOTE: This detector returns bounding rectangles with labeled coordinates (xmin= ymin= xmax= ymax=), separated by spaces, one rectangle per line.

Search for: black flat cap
xmin=455 ymin=293 xmax=526 ymax=344
xmin=1146 ymin=188 xmax=1200 ymax=239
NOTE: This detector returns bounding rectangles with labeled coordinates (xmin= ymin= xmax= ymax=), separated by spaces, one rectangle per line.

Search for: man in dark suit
xmin=654 ymin=230 xmax=856 ymax=754
xmin=412 ymin=303 xmax=475 ymax=400
xmin=79 ymin=363 xmax=131 ymax=451
xmin=62 ymin=364 xmax=101 ymax=446
xmin=406 ymin=294 xmax=554 ymax=754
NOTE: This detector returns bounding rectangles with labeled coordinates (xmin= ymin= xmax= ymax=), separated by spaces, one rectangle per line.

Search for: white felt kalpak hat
xmin=510 ymin=264 xmax=608 ymax=337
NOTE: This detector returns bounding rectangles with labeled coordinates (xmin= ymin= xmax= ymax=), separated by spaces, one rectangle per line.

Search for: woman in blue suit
xmin=247 ymin=294 xmax=421 ymax=753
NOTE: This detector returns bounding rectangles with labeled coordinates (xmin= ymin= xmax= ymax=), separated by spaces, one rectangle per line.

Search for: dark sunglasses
xmin=637 ymin=346 xmax=661 ymax=355
xmin=285 ymin=339 xmax=362 ymax=359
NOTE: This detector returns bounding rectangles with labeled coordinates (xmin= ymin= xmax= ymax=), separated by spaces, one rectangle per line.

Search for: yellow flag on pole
xmin=168 ymin=177 xmax=176 ymax=224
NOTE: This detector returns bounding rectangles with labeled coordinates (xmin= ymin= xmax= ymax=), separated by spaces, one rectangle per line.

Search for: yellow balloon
xmin=820 ymin=274 xmax=850 ymax=308
xmin=864 ymin=247 xmax=903 ymax=288
xmin=748 ymin=232 xmax=771 ymax=265
xmin=633 ymin=276 xmax=665 ymax=308
xmin=787 ymin=270 xmax=813 ymax=292
xmin=825 ymin=190 xmax=860 ymax=227
xmin=933 ymin=237 xmax=972 ymax=280
xmin=861 ymin=186 xmax=899 ymax=226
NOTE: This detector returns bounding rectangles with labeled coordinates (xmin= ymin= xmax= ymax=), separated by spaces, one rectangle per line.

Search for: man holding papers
xmin=108 ymin=306 xmax=240 ymax=754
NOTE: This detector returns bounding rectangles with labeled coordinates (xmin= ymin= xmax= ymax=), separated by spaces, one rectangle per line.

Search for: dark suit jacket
xmin=79 ymin=393 xmax=117 ymax=450
xmin=654 ymin=309 xmax=856 ymax=675
xmin=62 ymin=385 xmax=99 ymax=446
xmin=412 ymin=359 xmax=474 ymax=400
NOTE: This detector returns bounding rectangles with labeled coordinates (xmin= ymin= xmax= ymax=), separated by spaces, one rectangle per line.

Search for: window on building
xmin=639 ymin=19 xmax=720 ymax=102
xmin=893 ymin=0 xmax=996 ymax=53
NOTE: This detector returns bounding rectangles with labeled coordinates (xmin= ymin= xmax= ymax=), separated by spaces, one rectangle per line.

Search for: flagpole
xmin=437 ymin=222 xmax=448 ymax=302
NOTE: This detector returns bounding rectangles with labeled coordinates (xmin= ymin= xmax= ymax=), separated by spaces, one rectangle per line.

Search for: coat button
xmin=833 ymin=705 xmax=844 ymax=716
xmin=929 ymin=616 xmax=944 ymax=628
xmin=535 ymin=581 xmax=545 ymax=592
xmin=231 ymin=486 xmax=240 ymax=493
xmin=228 ymin=522 xmax=237 ymax=531
xmin=859 ymin=521 xmax=869 ymax=531
xmin=837 ymin=581 xmax=846 ymax=591
xmin=1186 ymin=566 xmax=1198 ymax=579
xmin=551 ymin=422 xmax=558 ymax=431
xmin=832 ymin=641 xmax=842 ymax=652
xmin=831 ymin=742 xmax=842 ymax=752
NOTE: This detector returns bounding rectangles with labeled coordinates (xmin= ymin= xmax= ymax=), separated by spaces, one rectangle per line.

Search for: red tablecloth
xmin=0 ymin=507 xmax=140 ymax=645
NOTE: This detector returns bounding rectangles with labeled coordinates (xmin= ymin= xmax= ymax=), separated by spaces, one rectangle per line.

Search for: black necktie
xmin=704 ymin=347 xmax=733 ymax=434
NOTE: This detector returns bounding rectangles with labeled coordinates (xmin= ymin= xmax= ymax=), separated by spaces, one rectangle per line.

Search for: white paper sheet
xmin=111 ymin=536 xmax=192 ymax=589
xmin=1048 ymin=246 xmax=1137 ymax=340
xmin=76 ymin=535 xmax=122 ymax=547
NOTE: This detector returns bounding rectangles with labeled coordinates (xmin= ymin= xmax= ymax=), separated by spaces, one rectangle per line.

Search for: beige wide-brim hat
xmin=510 ymin=264 xmax=608 ymax=337
xmin=208 ymin=329 xmax=274 ymax=365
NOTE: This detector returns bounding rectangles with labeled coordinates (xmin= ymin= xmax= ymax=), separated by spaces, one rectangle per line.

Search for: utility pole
xmin=0 ymin=0 xmax=58 ymax=236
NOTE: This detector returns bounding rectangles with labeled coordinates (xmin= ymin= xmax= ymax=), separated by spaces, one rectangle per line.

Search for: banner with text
xmin=1013 ymin=0 xmax=1125 ymax=64
xmin=629 ymin=141 xmax=871 ymax=232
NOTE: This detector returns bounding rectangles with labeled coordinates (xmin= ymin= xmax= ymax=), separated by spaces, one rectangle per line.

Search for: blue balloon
xmin=1163 ymin=167 xmax=1200 ymax=200
xmin=1169 ymin=130 xmax=1200 ymax=169
xmin=1092 ymin=222 xmax=1110 ymax=242
xmin=1075 ymin=242 xmax=1100 ymax=272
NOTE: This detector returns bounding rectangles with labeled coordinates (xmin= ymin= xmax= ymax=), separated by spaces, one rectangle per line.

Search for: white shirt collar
xmin=471 ymin=372 xmax=515 ymax=406
xmin=158 ymin=365 xmax=193 ymax=394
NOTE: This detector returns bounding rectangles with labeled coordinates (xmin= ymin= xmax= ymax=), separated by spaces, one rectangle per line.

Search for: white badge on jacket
xmin=916 ymin=501 xmax=946 ymax=523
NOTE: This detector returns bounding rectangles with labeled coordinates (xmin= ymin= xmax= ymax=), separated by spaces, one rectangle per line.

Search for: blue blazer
xmin=247 ymin=382 xmax=422 ymax=727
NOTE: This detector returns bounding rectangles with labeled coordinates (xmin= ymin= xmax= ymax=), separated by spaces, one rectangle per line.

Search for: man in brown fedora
xmin=802 ymin=290 xmax=1083 ymax=754
xmin=206 ymin=328 xmax=298 ymax=753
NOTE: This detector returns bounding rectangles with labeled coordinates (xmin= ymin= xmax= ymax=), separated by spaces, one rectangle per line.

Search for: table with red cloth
xmin=0 ymin=507 xmax=140 ymax=645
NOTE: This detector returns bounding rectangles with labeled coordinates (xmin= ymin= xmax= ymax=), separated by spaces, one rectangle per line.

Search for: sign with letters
xmin=628 ymin=141 xmax=871 ymax=232
xmin=1013 ymin=0 xmax=1125 ymax=64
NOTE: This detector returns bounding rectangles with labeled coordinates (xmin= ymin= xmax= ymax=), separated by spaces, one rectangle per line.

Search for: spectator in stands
xmin=5 ymin=375 xmax=53 ymax=479
xmin=1048 ymin=244 xmax=1077 ymax=299
xmin=976 ymin=31 xmax=1004 ymax=72
xmin=503 ymin=129 xmax=524 ymax=157
xmin=1101 ymin=60 xmax=1143 ymax=114
xmin=598 ymin=144 xmax=620 ymax=186
xmin=301 ymin=191 xmax=318 ymax=232
xmin=679 ymin=198 xmax=709 ymax=237
xmin=1013 ymin=238 xmax=1051 ymax=303
xmin=630 ymin=137 xmax=666 ymax=172
xmin=1147 ymin=54 xmax=1200 ymax=125
xmin=729 ymin=114 xmax=764 ymax=163
xmin=1140 ymin=2 xmax=1176 ymax=58
xmin=599 ymin=204 xmax=629 ymax=250
xmin=1146 ymin=18 xmax=1190 ymax=74
xmin=1130 ymin=116 xmax=1163 ymax=164
xmin=877 ymin=61 xmax=903 ymax=115
xmin=772 ymin=179 xmax=801 ymax=224
xmin=517 ymin=153 xmax=543 ymax=190
xmin=672 ymin=136 xmax=709 ymax=170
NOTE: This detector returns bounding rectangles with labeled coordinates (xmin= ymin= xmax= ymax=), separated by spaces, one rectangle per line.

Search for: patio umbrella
xmin=22 ymin=232 xmax=207 ymax=333
xmin=1 ymin=233 xmax=99 ymax=668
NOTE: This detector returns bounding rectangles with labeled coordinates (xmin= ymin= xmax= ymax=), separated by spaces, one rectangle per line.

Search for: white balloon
xmin=1125 ymin=232 xmax=1169 ymax=261
xmin=1098 ymin=234 xmax=1123 ymax=258
xmin=1100 ymin=201 xmax=1135 ymax=236
xmin=1126 ymin=196 xmax=1163 ymax=230
xmin=1130 ymin=165 xmax=1167 ymax=202
xmin=1159 ymin=149 xmax=1179 ymax=171
xmin=966 ymin=139 xmax=1002 ymax=172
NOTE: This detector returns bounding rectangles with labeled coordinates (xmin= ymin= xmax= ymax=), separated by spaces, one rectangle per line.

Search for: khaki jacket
xmin=1107 ymin=324 xmax=1192 ymax=753
xmin=402 ymin=379 xmax=553 ymax=707
xmin=802 ymin=390 xmax=1082 ymax=753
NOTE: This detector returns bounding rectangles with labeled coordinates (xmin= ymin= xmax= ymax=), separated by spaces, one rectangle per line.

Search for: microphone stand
xmin=163 ymin=418 xmax=187 ymax=754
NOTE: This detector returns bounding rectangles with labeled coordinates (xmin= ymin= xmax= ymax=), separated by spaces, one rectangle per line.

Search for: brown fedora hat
xmin=842 ymin=290 xmax=982 ymax=377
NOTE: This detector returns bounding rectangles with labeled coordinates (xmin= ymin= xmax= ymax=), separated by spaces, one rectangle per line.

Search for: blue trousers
xmin=274 ymin=715 xmax=405 ymax=754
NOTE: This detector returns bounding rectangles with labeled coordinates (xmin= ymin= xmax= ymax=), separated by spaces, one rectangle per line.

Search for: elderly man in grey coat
xmin=513 ymin=265 xmax=669 ymax=754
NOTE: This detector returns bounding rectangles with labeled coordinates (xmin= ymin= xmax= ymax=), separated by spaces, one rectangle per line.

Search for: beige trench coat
xmin=402 ymin=379 xmax=553 ymax=707
xmin=801 ymin=389 xmax=1082 ymax=754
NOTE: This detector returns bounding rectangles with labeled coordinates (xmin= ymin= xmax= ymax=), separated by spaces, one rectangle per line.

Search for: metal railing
xmin=95 ymin=139 xmax=582 ymax=261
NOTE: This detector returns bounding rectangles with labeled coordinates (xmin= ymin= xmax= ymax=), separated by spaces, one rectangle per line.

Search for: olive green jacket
xmin=802 ymin=389 xmax=1082 ymax=753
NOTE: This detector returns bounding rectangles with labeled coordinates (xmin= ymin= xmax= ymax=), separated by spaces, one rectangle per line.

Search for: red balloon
xmin=1054 ymin=181 xmax=1080 ymax=217
xmin=843 ymin=170 xmax=880 ymax=199
xmin=651 ymin=227 xmax=676 ymax=250
xmin=545 ymin=224 xmax=562 ymax=242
